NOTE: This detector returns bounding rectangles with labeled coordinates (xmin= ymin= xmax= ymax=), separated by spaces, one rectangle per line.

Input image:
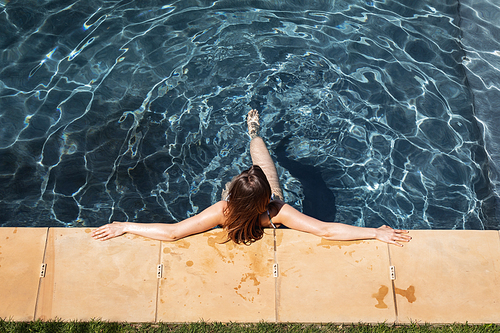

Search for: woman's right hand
xmin=375 ymin=225 xmax=411 ymax=247
xmin=91 ymin=222 xmax=127 ymax=241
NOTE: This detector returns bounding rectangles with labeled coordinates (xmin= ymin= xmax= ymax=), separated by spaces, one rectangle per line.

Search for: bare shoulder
xmin=215 ymin=200 xmax=229 ymax=225
xmin=215 ymin=200 xmax=228 ymax=208
xmin=216 ymin=200 xmax=228 ymax=213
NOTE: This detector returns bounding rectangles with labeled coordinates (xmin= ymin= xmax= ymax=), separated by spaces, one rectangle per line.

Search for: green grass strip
xmin=0 ymin=320 xmax=499 ymax=333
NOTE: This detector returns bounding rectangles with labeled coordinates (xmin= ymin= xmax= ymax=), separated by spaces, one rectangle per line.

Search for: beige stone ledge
xmin=157 ymin=229 xmax=275 ymax=322
xmin=0 ymin=228 xmax=48 ymax=321
xmin=389 ymin=230 xmax=500 ymax=324
xmin=276 ymin=230 xmax=395 ymax=323
xmin=1 ymin=228 xmax=499 ymax=323
xmin=35 ymin=228 xmax=160 ymax=322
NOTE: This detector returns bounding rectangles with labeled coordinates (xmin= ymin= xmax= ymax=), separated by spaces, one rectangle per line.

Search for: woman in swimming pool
xmin=92 ymin=110 xmax=411 ymax=246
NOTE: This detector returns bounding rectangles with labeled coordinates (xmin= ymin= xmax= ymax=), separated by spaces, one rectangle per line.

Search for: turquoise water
xmin=0 ymin=0 xmax=499 ymax=229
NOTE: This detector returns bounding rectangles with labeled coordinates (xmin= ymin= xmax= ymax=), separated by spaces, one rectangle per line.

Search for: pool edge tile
xmin=157 ymin=229 xmax=276 ymax=322
xmin=390 ymin=230 xmax=500 ymax=324
xmin=0 ymin=227 xmax=48 ymax=321
xmin=275 ymin=229 xmax=396 ymax=323
xmin=35 ymin=228 xmax=160 ymax=322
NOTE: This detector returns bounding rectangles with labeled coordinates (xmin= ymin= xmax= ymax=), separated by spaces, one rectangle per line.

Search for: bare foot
xmin=247 ymin=109 xmax=260 ymax=138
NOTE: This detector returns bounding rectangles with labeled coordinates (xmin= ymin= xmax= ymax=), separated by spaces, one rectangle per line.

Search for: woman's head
xmin=224 ymin=165 xmax=271 ymax=245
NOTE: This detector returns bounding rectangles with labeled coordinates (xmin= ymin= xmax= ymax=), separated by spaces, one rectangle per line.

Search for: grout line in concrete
xmin=387 ymin=243 xmax=399 ymax=324
xmin=155 ymin=241 xmax=162 ymax=323
xmin=33 ymin=227 xmax=50 ymax=321
xmin=273 ymin=228 xmax=279 ymax=323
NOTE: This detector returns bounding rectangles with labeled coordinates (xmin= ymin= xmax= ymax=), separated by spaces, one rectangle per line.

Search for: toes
xmin=247 ymin=111 xmax=258 ymax=124
xmin=247 ymin=109 xmax=260 ymax=137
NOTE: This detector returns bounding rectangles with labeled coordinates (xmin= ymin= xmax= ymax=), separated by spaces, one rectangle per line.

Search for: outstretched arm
xmin=273 ymin=203 xmax=411 ymax=246
xmin=92 ymin=201 xmax=227 ymax=241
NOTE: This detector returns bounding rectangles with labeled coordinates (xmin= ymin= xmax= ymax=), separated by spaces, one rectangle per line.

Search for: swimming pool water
xmin=1 ymin=0 xmax=499 ymax=229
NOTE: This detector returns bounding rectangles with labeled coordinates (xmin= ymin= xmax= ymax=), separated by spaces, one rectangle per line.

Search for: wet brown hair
xmin=223 ymin=165 xmax=272 ymax=245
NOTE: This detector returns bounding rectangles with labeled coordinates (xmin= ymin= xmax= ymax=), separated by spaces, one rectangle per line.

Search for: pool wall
xmin=1 ymin=228 xmax=499 ymax=323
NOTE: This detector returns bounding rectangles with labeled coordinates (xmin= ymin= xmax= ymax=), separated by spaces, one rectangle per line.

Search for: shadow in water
xmin=275 ymin=135 xmax=337 ymax=222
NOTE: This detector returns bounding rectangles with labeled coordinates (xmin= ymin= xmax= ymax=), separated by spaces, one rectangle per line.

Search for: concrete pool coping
xmin=0 ymin=228 xmax=499 ymax=323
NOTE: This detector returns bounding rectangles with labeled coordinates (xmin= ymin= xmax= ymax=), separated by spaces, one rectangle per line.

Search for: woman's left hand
xmin=91 ymin=222 xmax=127 ymax=241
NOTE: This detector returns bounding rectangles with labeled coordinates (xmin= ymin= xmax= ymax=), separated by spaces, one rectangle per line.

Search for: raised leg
xmin=247 ymin=110 xmax=283 ymax=200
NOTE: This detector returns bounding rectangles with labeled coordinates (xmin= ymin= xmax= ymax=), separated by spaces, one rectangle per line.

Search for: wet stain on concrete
xmin=175 ymin=239 xmax=191 ymax=249
xmin=318 ymin=238 xmax=364 ymax=249
xmin=234 ymin=273 xmax=261 ymax=302
xmin=396 ymin=285 xmax=416 ymax=303
xmin=372 ymin=285 xmax=389 ymax=309
xmin=205 ymin=232 xmax=235 ymax=264
xmin=247 ymin=244 xmax=272 ymax=276
xmin=345 ymin=250 xmax=355 ymax=257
